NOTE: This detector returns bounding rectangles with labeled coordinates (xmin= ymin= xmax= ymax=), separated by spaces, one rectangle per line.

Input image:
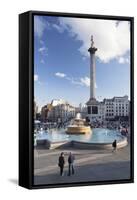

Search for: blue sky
xmin=34 ymin=15 xmax=130 ymax=108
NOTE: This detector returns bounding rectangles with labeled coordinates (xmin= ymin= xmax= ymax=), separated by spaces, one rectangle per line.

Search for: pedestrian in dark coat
xmin=58 ymin=152 xmax=65 ymax=176
xmin=68 ymin=152 xmax=75 ymax=176
xmin=112 ymin=140 xmax=117 ymax=152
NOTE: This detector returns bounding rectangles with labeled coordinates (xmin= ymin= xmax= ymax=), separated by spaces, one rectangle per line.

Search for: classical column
xmin=88 ymin=35 xmax=97 ymax=100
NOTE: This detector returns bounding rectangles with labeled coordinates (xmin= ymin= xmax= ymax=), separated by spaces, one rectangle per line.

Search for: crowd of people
xmin=89 ymin=119 xmax=130 ymax=137
xmin=35 ymin=118 xmax=72 ymax=132
xmin=35 ymin=117 xmax=130 ymax=139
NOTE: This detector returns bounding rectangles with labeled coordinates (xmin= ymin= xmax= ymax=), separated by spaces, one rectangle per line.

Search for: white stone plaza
xmin=34 ymin=142 xmax=130 ymax=185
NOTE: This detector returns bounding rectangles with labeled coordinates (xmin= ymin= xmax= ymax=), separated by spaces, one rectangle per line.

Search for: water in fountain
xmin=36 ymin=128 xmax=124 ymax=144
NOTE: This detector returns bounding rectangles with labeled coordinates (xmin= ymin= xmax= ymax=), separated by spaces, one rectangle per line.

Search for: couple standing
xmin=58 ymin=152 xmax=75 ymax=176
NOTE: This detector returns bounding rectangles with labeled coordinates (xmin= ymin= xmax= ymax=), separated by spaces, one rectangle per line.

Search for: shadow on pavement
xmin=34 ymin=160 xmax=130 ymax=185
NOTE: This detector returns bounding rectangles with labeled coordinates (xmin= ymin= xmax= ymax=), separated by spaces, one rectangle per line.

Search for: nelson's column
xmin=86 ymin=35 xmax=99 ymax=121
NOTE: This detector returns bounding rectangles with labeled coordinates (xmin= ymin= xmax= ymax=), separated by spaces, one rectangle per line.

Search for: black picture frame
xmin=19 ymin=10 xmax=134 ymax=189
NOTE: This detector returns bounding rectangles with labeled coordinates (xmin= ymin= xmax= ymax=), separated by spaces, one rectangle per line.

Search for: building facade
xmin=47 ymin=99 xmax=75 ymax=122
xmin=41 ymin=104 xmax=52 ymax=122
xmin=104 ymin=95 xmax=129 ymax=120
xmin=86 ymin=95 xmax=129 ymax=122
xmin=86 ymin=100 xmax=105 ymax=121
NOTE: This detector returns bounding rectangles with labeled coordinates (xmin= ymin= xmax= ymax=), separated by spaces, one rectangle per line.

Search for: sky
xmin=34 ymin=15 xmax=130 ymax=109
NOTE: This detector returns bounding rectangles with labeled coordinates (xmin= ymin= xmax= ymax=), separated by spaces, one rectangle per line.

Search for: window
xmin=87 ymin=106 xmax=91 ymax=114
xmin=92 ymin=106 xmax=98 ymax=114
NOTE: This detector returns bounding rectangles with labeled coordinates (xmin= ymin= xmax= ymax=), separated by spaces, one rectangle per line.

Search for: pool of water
xmin=36 ymin=128 xmax=124 ymax=144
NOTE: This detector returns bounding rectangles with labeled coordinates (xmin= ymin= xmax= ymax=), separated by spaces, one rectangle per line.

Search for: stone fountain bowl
xmin=66 ymin=125 xmax=91 ymax=134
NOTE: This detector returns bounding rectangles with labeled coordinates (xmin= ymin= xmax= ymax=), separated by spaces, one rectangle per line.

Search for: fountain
xmin=35 ymin=113 xmax=128 ymax=149
xmin=66 ymin=113 xmax=91 ymax=134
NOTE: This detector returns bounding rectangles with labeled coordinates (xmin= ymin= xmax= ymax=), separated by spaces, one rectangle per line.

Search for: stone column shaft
xmin=90 ymin=53 xmax=96 ymax=99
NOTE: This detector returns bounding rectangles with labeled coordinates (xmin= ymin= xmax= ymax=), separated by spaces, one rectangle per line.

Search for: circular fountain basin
xmin=36 ymin=128 xmax=127 ymax=149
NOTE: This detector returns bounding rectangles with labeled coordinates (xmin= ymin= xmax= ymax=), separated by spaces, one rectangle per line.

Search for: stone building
xmin=104 ymin=95 xmax=129 ymax=120
xmin=41 ymin=104 xmax=52 ymax=122
xmin=47 ymin=99 xmax=75 ymax=122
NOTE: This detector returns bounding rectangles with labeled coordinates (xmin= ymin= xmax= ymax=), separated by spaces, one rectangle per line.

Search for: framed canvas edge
xmin=19 ymin=10 xmax=134 ymax=190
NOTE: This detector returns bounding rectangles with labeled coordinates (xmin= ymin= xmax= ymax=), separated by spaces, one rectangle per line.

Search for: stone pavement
xmin=34 ymin=145 xmax=131 ymax=185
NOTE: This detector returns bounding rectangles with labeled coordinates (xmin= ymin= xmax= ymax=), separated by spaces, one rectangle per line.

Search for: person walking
xmin=112 ymin=140 xmax=117 ymax=152
xmin=68 ymin=152 xmax=75 ymax=176
xmin=58 ymin=152 xmax=65 ymax=176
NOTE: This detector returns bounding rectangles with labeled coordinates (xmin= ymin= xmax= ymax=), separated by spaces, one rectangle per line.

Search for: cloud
xmin=80 ymin=76 xmax=97 ymax=88
xmin=55 ymin=73 xmax=95 ymax=88
xmin=55 ymin=72 xmax=98 ymax=88
xmin=80 ymin=77 xmax=90 ymax=87
xmin=38 ymin=46 xmax=48 ymax=56
xmin=82 ymin=56 xmax=87 ymax=61
xmin=55 ymin=73 xmax=83 ymax=85
xmin=118 ymin=56 xmax=130 ymax=64
xmin=40 ymin=59 xmax=45 ymax=64
xmin=55 ymin=72 xmax=66 ymax=78
xmin=56 ymin=18 xmax=130 ymax=63
xmin=34 ymin=74 xmax=38 ymax=81
xmin=52 ymin=24 xmax=64 ymax=33
xmin=34 ymin=16 xmax=48 ymax=38
xmin=40 ymin=40 xmax=45 ymax=45
xmin=66 ymin=77 xmax=83 ymax=86
xmin=34 ymin=74 xmax=44 ymax=85
xmin=38 ymin=47 xmax=46 ymax=52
